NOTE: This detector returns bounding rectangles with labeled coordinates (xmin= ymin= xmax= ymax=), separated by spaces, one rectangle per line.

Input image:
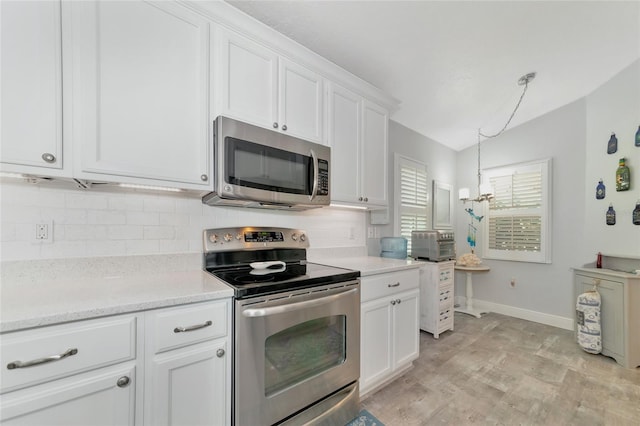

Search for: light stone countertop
xmin=0 ymin=254 xmax=233 ymax=333
xmin=311 ymin=255 xmax=423 ymax=276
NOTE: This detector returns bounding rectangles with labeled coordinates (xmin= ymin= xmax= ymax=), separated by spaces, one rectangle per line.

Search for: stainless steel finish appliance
xmin=411 ymin=230 xmax=456 ymax=261
xmin=202 ymin=117 xmax=331 ymax=210
xmin=203 ymin=227 xmax=360 ymax=426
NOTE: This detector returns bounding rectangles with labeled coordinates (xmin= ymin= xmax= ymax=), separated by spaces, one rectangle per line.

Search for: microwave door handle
xmin=309 ymin=149 xmax=319 ymax=201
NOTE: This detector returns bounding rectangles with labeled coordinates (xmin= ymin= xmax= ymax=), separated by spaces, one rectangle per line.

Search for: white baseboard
xmin=454 ymin=296 xmax=574 ymax=331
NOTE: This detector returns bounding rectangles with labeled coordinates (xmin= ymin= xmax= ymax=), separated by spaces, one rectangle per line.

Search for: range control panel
xmin=203 ymin=227 xmax=309 ymax=252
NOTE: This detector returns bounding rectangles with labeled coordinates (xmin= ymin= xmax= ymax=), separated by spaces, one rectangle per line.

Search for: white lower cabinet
xmin=0 ymin=299 xmax=231 ymax=425
xmin=145 ymin=300 xmax=231 ymax=426
xmin=360 ymin=268 xmax=419 ymax=396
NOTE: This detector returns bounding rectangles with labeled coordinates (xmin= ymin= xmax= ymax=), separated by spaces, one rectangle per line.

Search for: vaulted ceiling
xmin=226 ymin=1 xmax=640 ymax=151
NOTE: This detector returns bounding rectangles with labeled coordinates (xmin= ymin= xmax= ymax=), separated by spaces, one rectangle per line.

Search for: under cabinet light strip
xmin=118 ymin=183 xmax=182 ymax=192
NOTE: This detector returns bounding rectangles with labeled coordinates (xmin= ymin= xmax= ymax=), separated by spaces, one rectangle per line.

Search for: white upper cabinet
xmin=217 ymin=28 xmax=324 ymax=144
xmin=67 ymin=0 xmax=212 ymax=189
xmin=328 ymin=84 xmax=389 ymax=208
xmin=361 ymin=99 xmax=389 ymax=207
xmin=327 ymin=83 xmax=361 ymax=204
xmin=0 ymin=0 xmax=67 ymax=175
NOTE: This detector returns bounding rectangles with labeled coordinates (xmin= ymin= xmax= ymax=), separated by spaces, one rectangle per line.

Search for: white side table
xmin=454 ymin=265 xmax=490 ymax=318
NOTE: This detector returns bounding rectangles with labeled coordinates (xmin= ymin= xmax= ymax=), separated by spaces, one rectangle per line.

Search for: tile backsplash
xmin=0 ymin=181 xmax=367 ymax=261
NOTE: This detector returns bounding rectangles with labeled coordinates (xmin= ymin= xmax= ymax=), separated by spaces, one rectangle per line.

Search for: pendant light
xmin=459 ymin=72 xmax=536 ymax=203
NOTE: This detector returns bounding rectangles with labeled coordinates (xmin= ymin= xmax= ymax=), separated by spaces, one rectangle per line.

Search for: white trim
xmin=454 ymin=296 xmax=573 ymax=330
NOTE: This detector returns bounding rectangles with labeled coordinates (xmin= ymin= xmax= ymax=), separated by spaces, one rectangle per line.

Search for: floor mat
xmin=345 ymin=409 xmax=384 ymax=426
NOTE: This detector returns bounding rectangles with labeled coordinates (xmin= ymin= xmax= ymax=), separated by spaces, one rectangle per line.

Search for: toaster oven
xmin=411 ymin=230 xmax=456 ymax=261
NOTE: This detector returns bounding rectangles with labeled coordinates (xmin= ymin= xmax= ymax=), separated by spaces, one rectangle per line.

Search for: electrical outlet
xmin=510 ymin=278 xmax=516 ymax=287
xmin=35 ymin=221 xmax=53 ymax=243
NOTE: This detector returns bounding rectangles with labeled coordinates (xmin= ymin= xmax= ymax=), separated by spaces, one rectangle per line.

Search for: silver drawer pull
xmin=7 ymin=348 xmax=78 ymax=370
xmin=174 ymin=320 xmax=212 ymax=333
xmin=388 ymin=282 xmax=400 ymax=288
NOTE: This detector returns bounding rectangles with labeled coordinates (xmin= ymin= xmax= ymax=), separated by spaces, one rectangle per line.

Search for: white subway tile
xmin=175 ymin=197 xmax=202 ymax=213
xmin=126 ymin=239 xmax=159 ymax=254
xmin=107 ymin=225 xmax=144 ymax=240
xmin=143 ymin=226 xmax=175 ymax=240
xmin=108 ymin=195 xmax=144 ymax=211
xmin=84 ymin=240 xmax=127 ymax=257
xmin=88 ymin=210 xmax=127 ymax=225
xmin=126 ymin=211 xmax=159 ymax=226
xmin=40 ymin=241 xmax=88 ymax=259
xmin=45 ymin=208 xmax=88 ymax=225
xmin=159 ymin=240 xmax=190 ymax=253
xmin=1 ymin=223 xmax=16 ymax=241
xmin=66 ymin=193 xmax=108 ymax=210
xmin=0 ymin=241 xmax=41 ymax=261
xmin=0 ymin=205 xmax=41 ymax=223
xmin=143 ymin=197 xmax=176 ymax=213
xmin=65 ymin=224 xmax=108 ymax=240
xmin=159 ymin=213 xmax=189 ymax=226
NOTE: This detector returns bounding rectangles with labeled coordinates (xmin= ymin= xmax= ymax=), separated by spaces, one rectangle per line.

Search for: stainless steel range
xmin=203 ymin=227 xmax=361 ymax=426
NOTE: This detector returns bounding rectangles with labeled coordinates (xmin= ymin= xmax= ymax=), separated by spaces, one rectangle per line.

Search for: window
xmin=394 ymin=155 xmax=428 ymax=255
xmin=482 ymin=158 xmax=552 ymax=263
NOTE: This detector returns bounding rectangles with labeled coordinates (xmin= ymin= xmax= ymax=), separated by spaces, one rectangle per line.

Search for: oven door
xmin=234 ymin=282 xmax=360 ymax=426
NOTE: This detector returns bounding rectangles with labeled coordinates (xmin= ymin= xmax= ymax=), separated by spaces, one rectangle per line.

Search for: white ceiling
xmin=225 ymin=0 xmax=640 ymax=151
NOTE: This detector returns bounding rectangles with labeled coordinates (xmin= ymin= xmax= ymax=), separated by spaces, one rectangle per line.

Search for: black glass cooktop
xmin=207 ymin=262 xmax=360 ymax=299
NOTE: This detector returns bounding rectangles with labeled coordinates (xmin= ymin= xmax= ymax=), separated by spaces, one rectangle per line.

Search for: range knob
xmin=208 ymin=233 xmax=218 ymax=244
xmin=299 ymin=234 xmax=306 ymax=242
xmin=291 ymin=233 xmax=298 ymax=241
xmin=224 ymin=233 xmax=233 ymax=242
xmin=235 ymin=233 xmax=242 ymax=240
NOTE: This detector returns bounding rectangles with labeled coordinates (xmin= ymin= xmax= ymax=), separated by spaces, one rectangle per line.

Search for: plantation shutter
xmin=398 ymin=158 xmax=428 ymax=254
xmin=482 ymin=159 xmax=551 ymax=263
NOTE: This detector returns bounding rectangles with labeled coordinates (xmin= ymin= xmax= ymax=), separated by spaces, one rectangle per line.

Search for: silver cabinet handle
xmin=216 ymin=348 xmax=225 ymax=358
xmin=282 ymin=124 xmax=287 ymax=131
xmin=173 ymin=320 xmax=212 ymax=333
xmin=309 ymin=149 xmax=319 ymax=202
xmin=200 ymin=174 xmax=208 ymax=181
xmin=388 ymin=282 xmax=400 ymax=288
xmin=117 ymin=376 xmax=130 ymax=388
xmin=364 ymin=197 xmax=368 ymax=202
xmin=391 ymin=300 xmax=396 ymax=305
xmin=7 ymin=348 xmax=78 ymax=370
xmin=358 ymin=197 xmax=363 ymax=201
xmin=41 ymin=153 xmax=56 ymax=163
xmin=273 ymin=122 xmax=278 ymax=129
xmin=396 ymin=299 xmax=401 ymax=304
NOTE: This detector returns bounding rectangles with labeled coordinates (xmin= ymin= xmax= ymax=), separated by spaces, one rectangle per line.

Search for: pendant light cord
xmin=479 ymin=79 xmax=531 ymax=140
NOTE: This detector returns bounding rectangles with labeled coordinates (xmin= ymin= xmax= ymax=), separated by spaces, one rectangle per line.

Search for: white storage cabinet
xmin=419 ymin=261 xmax=455 ymax=338
xmin=327 ymin=82 xmax=389 ymax=208
xmin=360 ymin=268 xmax=419 ymax=396
xmin=574 ymin=269 xmax=640 ymax=369
xmin=217 ymin=27 xmax=324 ymax=144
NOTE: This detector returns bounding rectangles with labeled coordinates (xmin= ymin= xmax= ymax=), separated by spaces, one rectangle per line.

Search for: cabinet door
xmin=68 ymin=0 xmax=211 ymax=189
xmin=327 ymin=83 xmax=361 ymax=204
xmin=0 ymin=364 xmax=136 ymax=426
xmin=218 ymin=28 xmax=278 ymax=130
xmin=361 ymin=99 xmax=389 ymax=207
xmin=0 ymin=0 xmax=64 ymax=173
xmin=278 ymin=58 xmax=324 ymax=143
xmin=360 ymin=298 xmax=393 ymax=393
xmin=147 ymin=340 xmax=229 ymax=426
xmin=393 ymin=289 xmax=420 ymax=367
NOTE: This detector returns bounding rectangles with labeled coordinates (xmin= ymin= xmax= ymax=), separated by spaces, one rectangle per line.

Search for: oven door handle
xmin=242 ymin=287 xmax=358 ymax=318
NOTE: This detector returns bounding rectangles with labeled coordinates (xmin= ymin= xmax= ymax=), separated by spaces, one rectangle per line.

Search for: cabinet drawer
xmin=150 ymin=300 xmax=228 ymax=354
xmin=437 ymin=283 xmax=454 ymax=306
xmin=361 ymin=269 xmax=419 ymax=302
xmin=438 ymin=308 xmax=453 ymax=324
xmin=1 ymin=315 xmax=137 ymax=394
xmin=439 ymin=267 xmax=454 ymax=284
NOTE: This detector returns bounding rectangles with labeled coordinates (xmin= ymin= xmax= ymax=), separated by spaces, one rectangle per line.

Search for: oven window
xmin=264 ymin=315 xmax=346 ymax=397
xmin=226 ymin=137 xmax=312 ymax=194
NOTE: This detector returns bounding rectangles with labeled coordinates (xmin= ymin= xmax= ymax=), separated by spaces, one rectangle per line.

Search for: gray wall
xmin=367 ymin=120 xmax=457 ymax=255
xmin=455 ymin=99 xmax=587 ymax=321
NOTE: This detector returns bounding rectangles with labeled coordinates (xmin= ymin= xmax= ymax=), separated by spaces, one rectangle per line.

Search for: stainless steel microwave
xmin=202 ymin=116 xmax=330 ymax=210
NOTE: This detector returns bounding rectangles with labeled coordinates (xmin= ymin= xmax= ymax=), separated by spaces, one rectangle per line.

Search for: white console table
xmin=454 ymin=265 xmax=490 ymax=318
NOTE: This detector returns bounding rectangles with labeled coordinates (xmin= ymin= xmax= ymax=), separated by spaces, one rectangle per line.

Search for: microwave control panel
xmin=317 ymin=159 xmax=329 ymax=196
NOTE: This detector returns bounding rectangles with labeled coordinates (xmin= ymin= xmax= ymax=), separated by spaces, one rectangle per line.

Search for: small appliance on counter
xmin=411 ymin=230 xmax=456 ymax=261
xmin=380 ymin=237 xmax=408 ymax=259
